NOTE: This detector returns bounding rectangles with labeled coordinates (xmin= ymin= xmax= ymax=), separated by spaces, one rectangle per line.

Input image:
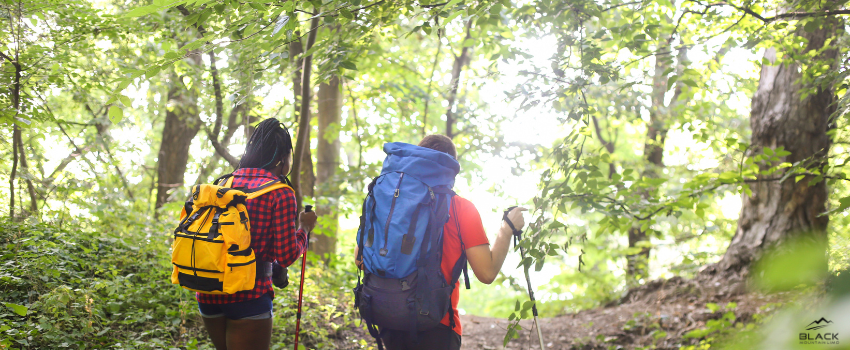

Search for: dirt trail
xmin=461 ymin=276 xmax=787 ymax=350
xmin=337 ymin=274 xmax=791 ymax=350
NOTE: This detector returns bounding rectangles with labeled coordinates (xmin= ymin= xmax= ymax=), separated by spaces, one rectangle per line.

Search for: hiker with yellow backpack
xmin=170 ymin=118 xmax=317 ymax=350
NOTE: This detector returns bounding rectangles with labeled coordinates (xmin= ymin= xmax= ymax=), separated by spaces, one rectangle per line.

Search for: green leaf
xmin=515 ymin=299 xmax=520 ymax=311
xmin=804 ymin=21 xmax=819 ymax=33
xmin=249 ymin=2 xmax=267 ymax=11
xmin=462 ymin=38 xmax=475 ymax=47
xmin=124 ymin=5 xmax=157 ymax=18
xmin=119 ymin=96 xmax=132 ymax=107
xmin=339 ymin=8 xmax=354 ymax=19
xmin=4 ymin=302 xmax=27 ymax=316
xmin=124 ymin=1 xmax=188 ymax=18
xmin=666 ymin=75 xmax=678 ymax=90
xmin=108 ymin=106 xmax=124 ymax=124
xmin=837 ymin=196 xmax=850 ymax=211
xmin=443 ymin=0 xmax=462 ymax=9
xmin=339 ymin=61 xmax=357 ymax=70
xmin=443 ymin=10 xmax=463 ymax=25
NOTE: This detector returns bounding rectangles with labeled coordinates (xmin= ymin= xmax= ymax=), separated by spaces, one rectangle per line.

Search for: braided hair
xmin=238 ymin=118 xmax=294 ymax=172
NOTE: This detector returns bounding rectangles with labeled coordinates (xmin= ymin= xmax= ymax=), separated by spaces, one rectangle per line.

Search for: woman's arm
xmin=271 ymin=190 xmax=313 ymax=267
xmin=465 ymin=207 xmax=527 ymax=284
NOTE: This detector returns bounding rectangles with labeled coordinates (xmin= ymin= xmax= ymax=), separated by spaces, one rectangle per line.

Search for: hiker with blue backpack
xmin=354 ymin=134 xmax=527 ymax=350
xmin=170 ymin=118 xmax=318 ymax=350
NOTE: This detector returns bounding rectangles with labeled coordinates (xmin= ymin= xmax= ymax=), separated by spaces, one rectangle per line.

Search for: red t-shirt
xmin=439 ymin=196 xmax=490 ymax=335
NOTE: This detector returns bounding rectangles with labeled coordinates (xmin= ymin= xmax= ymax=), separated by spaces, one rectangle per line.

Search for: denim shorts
xmin=198 ymin=293 xmax=273 ymax=320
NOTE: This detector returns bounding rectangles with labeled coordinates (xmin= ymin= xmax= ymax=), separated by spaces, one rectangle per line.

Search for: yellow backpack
xmin=170 ymin=176 xmax=291 ymax=294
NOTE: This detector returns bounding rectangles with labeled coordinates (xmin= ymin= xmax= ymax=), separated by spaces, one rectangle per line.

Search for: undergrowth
xmin=0 ymin=218 xmax=360 ymax=349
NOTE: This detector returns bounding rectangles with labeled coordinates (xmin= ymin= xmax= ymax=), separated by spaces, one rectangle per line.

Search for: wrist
xmin=498 ymin=225 xmax=513 ymax=237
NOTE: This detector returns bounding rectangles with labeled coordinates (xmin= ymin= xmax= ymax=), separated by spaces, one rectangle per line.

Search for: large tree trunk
xmin=154 ymin=63 xmax=202 ymax=214
xmin=314 ymin=76 xmax=342 ymax=258
xmin=719 ymin=20 xmax=838 ymax=273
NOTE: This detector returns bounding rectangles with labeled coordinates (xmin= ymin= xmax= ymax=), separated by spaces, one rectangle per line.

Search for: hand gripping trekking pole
xmin=294 ymin=205 xmax=312 ymax=350
xmin=504 ymin=206 xmax=546 ymax=350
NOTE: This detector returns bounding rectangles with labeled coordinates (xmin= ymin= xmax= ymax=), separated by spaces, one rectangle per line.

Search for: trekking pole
xmin=504 ymin=206 xmax=546 ymax=350
xmin=294 ymin=205 xmax=313 ymax=350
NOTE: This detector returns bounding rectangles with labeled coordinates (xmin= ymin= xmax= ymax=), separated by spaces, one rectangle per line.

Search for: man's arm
xmin=466 ymin=207 xmax=527 ymax=284
xmin=354 ymin=245 xmax=363 ymax=270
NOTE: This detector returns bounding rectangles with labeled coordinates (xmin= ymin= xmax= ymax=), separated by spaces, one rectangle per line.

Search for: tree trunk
xmin=314 ymin=76 xmax=342 ymax=258
xmin=287 ymin=35 xmax=315 ymax=199
xmin=9 ymin=125 xmax=19 ymax=219
xmin=719 ymin=20 xmax=838 ymax=273
xmin=154 ymin=63 xmax=203 ymax=214
xmin=626 ymin=44 xmax=688 ymax=284
xmin=291 ymin=14 xmax=320 ymax=212
xmin=444 ymin=20 xmax=473 ymax=139
xmin=8 ymin=59 xmax=21 ymax=219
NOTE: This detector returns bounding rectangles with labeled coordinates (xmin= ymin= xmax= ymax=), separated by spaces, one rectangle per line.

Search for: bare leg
xmin=225 ymin=318 xmax=273 ymax=350
xmin=202 ymin=316 xmax=228 ymax=350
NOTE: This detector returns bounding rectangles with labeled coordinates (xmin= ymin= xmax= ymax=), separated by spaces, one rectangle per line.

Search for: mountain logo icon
xmin=805 ymin=317 xmax=833 ymax=331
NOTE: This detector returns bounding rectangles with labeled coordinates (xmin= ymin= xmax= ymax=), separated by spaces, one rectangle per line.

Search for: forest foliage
xmin=2 ymin=0 xmax=850 ymax=348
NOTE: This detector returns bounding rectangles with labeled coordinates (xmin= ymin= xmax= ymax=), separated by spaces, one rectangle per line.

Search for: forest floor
xmin=333 ymin=269 xmax=796 ymax=350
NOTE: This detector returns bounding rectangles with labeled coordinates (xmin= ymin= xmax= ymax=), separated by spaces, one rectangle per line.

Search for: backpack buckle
xmin=394 ymin=189 xmax=399 ymax=198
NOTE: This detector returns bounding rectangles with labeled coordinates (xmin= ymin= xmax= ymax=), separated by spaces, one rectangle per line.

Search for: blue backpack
xmin=354 ymin=142 xmax=470 ymax=349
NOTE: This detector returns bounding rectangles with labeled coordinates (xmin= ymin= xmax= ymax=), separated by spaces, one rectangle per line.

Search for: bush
xmin=0 ymin=218 xmax=202 ymax=349
xmin=0 ymin=218 xmax=362 ymax=350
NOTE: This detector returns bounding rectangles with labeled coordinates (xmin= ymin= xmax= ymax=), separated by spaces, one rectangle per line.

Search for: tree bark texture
xmin=291 ymin=14 xmax=320 ymax=212
xmin=154 ymin=63 xmax=202 ymax=214
xmin=444 ymin=20 xmax=473 ymax=139
xmin=314 ymin=76 xmax=342 ymax=257
xmin=719 ymin=20 xmax=839 ymax=273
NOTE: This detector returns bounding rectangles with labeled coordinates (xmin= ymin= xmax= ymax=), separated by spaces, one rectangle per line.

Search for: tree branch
xmin=694 ymin=1 xmax=850 ymax=23
xmin=0 ymin=48 xmax=14 ymax=64
xmin=422 ymin=36 xmax=443 ymax=136
xmin=601 ymin=1 xmax=644 ymax=12
xmin=445 ymin=19 xmax=473 ymax=139
xmin=345 ymin=82 xmax=363 ymax=169
xmin=84 ymin=104 xmax=136 ymax=200
xmin=176 ymin=5 xmax=240 ymax=168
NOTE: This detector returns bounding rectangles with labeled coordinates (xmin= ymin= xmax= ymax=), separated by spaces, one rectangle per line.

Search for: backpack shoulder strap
xmin=245 ymin=181 xmax=292 ymax=200
xmin=223 ymin=176 xmax=292 ymax=200
xmin=450 ymin=196 xmax=471 ymax=290
xmin=214 ymin=173 xmax=233 ymax=186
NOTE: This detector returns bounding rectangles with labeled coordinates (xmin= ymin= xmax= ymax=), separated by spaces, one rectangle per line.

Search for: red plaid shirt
xmin=197 ymin=168 xmax=306 ymax=304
